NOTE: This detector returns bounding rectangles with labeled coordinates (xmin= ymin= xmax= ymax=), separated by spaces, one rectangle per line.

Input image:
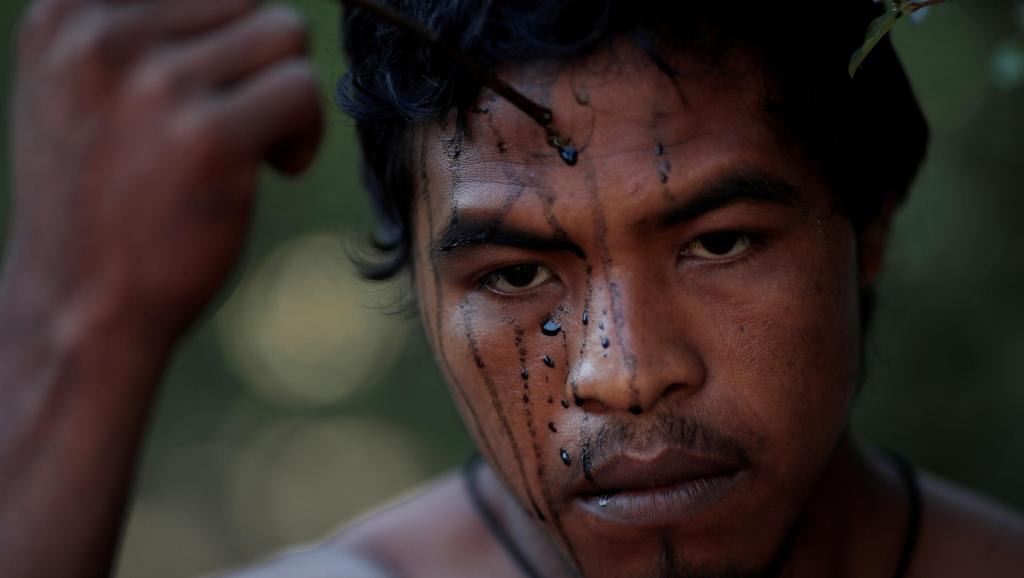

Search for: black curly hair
xmin=335 ymin=0 xmax=929 ymax=284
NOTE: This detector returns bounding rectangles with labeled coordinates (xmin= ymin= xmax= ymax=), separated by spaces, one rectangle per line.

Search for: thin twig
xmin=902 ymin=0 xmax=946 ymax=14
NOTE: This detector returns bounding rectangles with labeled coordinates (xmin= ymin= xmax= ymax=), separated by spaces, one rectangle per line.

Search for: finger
xmin=142 ymin=0 xmax=258 ymax=38
xmin=16 ymin=0 xmax=91 ymax=52
xmin=211 ymin=58 xmax=324 ymax=174
xmin=42 ymin=0 xmax=258 ymax=66
xmin=164 ymin=5 xmax=309 ymax=91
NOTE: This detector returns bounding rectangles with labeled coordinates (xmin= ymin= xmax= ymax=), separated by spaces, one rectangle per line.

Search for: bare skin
xmin=0 ymin=0 xmax=320 ymax=576
xmin=0 ymin=4 xmax=1020 ymax=578
xmin=233 ymin=39 xmax=1024 ymax=578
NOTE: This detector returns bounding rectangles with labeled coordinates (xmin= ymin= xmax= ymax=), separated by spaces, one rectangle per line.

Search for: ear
xmin=858 ymin=194 xmax=899 ymax=286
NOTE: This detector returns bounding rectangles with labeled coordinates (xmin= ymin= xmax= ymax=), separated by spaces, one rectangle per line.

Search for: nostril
xmin=663 ymin=382 xmax=687 ymax=398
xmin=628 ymin=405 xmax=643 ymax=415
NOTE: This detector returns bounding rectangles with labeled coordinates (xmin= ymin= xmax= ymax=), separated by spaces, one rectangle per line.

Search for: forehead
xmin=415 ymin=40 xmax=820 ymax=236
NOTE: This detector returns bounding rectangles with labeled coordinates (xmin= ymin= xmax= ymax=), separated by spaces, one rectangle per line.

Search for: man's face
xmin=411 ymin=41 xmax=864 ymax=577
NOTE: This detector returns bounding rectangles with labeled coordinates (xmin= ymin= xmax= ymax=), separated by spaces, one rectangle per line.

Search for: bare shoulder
xmin=218 ymin=467 xmax=513 ymax=578
xmin=910 ymin=471 xmax=1024 ymax=578
xmin=325 ymin=468 xmax=515 ymax=578
xmin=216 ymin=543 xmax=395 ymax=578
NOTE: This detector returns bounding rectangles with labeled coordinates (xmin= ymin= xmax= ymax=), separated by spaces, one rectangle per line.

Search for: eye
xmin=682 ymin=231 xmax=753 ymax=261
xmin=482 ymin=264 xmax=554 ymax=295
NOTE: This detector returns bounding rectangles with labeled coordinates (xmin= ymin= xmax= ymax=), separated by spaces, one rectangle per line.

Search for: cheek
xmin=436 ymin=299 xmax=573 ymax=518
xmin=703 ymin=220 xmax=861 ymax=468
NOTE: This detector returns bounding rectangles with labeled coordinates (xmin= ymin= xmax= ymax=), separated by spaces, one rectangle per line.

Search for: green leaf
xmin=849 ymin=7 xmax=901 ymax=78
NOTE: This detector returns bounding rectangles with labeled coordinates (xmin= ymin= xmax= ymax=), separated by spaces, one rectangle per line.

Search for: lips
xmin=572 ymin=445 xmax=747 ymax=528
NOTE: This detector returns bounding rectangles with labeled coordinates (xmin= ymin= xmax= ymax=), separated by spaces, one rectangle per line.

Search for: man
xmin=0 ymin=0 xmax=1020 ymax=577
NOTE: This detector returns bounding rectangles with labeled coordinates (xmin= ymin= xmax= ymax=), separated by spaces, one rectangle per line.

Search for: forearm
xmin=0 ymin=282 xmax=172 ymax=578
xmin=0 ymin=0 xmax=321 ymax=571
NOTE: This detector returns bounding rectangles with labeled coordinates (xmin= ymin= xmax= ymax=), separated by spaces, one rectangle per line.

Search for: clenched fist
xmin=4 ymin=0 xmax=323 ymax=345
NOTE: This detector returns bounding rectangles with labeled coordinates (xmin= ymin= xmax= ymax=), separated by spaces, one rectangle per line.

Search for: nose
xmin=568 ymin=279 xmax=706 ymax=414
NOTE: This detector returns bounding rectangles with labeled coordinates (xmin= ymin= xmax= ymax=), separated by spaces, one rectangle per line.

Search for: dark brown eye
xmin=484 ymin=264 xmax=553 ymax=294
xmin=683 ymin=232 xmax=752 ymax=260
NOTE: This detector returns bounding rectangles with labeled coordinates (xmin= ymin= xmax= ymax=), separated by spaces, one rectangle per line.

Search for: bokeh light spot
xmin=226 ymin=417 xmax=429 ymax=551
xmin=217 ymin=233 xmax=408 ymax=409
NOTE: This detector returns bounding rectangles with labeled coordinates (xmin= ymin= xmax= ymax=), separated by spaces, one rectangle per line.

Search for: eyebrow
xmin=649 ymin=169 xmax=807 ymax=230
xmin=430 ymin=169 xmax=804 ymax=263
xmin=431 ymin=216 xmax=587 ymax=263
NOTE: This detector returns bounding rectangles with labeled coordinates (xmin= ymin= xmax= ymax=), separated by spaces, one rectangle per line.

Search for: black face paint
xmin=542 ymin=319 xmax=562 ymax=336
xmin=542 ymin=355 xmax=556 ymax=368
xmin=629 ymin=29 xmax=690 ymax=106
xmin=584 ymin=165 xmax=642 ymax=410
xmin=514 ymin=324 xmax=548 ymax=521
xmin=658 ymin=157 xmax=672 ymax=184
xmin=560 ymin=448 xmax=572 ymax=465
xmin=462 ymin=302 xmax=546 ymax=524
xmin=421 ymin=133 xmax=497 ymax=463
xmin=548 ymin=422 xmax=558 ymax=433
xmin=529 ymin=191 xmax=587 ymax=262
xmin=509 ymin=324 xmax=585 ymax=575
xmin=581 ymin=310 xmax=589 ymax=325
xmin=558 ymin=145 xmax=579 ymax=166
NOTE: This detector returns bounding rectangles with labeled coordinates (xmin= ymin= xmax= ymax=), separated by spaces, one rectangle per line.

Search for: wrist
xmin=0 ymin=266 xmax=177 ymax=372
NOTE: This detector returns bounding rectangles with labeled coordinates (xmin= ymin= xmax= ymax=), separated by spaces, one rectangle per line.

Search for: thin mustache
xmin=566 ymin=413 xmax=753 ymax=489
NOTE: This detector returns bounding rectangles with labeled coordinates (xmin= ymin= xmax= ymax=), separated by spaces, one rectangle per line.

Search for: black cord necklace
xmin=464 ymin=453 xmax=923 ymax=578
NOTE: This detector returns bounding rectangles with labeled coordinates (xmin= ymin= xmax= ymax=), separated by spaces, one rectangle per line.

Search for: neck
xmin=777 ymin=433 xmax=912 ymax=578
xmin=477 ymin=432 xmax=912 ymax=578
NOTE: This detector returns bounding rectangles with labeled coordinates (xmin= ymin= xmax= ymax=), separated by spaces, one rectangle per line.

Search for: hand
xmin=3 ymin=0 xmax=323 ymax=344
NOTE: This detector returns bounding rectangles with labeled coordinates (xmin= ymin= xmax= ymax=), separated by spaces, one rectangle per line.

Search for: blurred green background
xmin=1 ymin=1 xmax=1023 ymax=576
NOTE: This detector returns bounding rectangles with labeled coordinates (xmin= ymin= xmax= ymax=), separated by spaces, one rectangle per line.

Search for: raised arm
xmin=0 ymin=1 xmax=323 ymax=576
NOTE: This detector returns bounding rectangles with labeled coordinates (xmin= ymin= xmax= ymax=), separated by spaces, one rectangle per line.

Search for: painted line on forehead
xmin=558 ymin=68 xmax=597 ymax=159
xmin=437 ymin=115 xmax=466 ymax=229
xmin=534 ymin=187 xmax=588 ymax=262
xmin=484 ymin=104 xmax=512 ymax=156
xmin=460 ymin=299 xmax=548 ymax=526
xmin=583 ymin=165 xmax=641 ymax=411
xmin=526 ymin=180 xmax=594 ymax=405
xmin=421 ymin=137 xmax=499 ymax=464
xmin=629 ymin=30 xmax=690 ymax=108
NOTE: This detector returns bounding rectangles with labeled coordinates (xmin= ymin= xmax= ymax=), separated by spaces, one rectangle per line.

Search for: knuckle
xmin=16 ymin=2 xmax=50 ymax=39
xmin=274 ymin=59 xmax=320 ymax=99
xmin=175 ymin=110 xmax=229 ymax=160
xmin=129 ymin=62 xmax=181 ymax=102
xmin=18 ymin=0 xmax=61 ymax=32
xmin=15 ymin=1 xmax=62 ymax=54
xmin=262 ymin=5 xmax=308 ymax=50
xmin=73 ymin=18 xmax=121 ymax=64
xmin=287 ymin=60 xmax=318 ymax=85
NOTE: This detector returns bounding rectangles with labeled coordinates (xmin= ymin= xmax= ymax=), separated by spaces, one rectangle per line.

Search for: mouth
xmin=573 ymin=445 xmax=747 ymax=528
